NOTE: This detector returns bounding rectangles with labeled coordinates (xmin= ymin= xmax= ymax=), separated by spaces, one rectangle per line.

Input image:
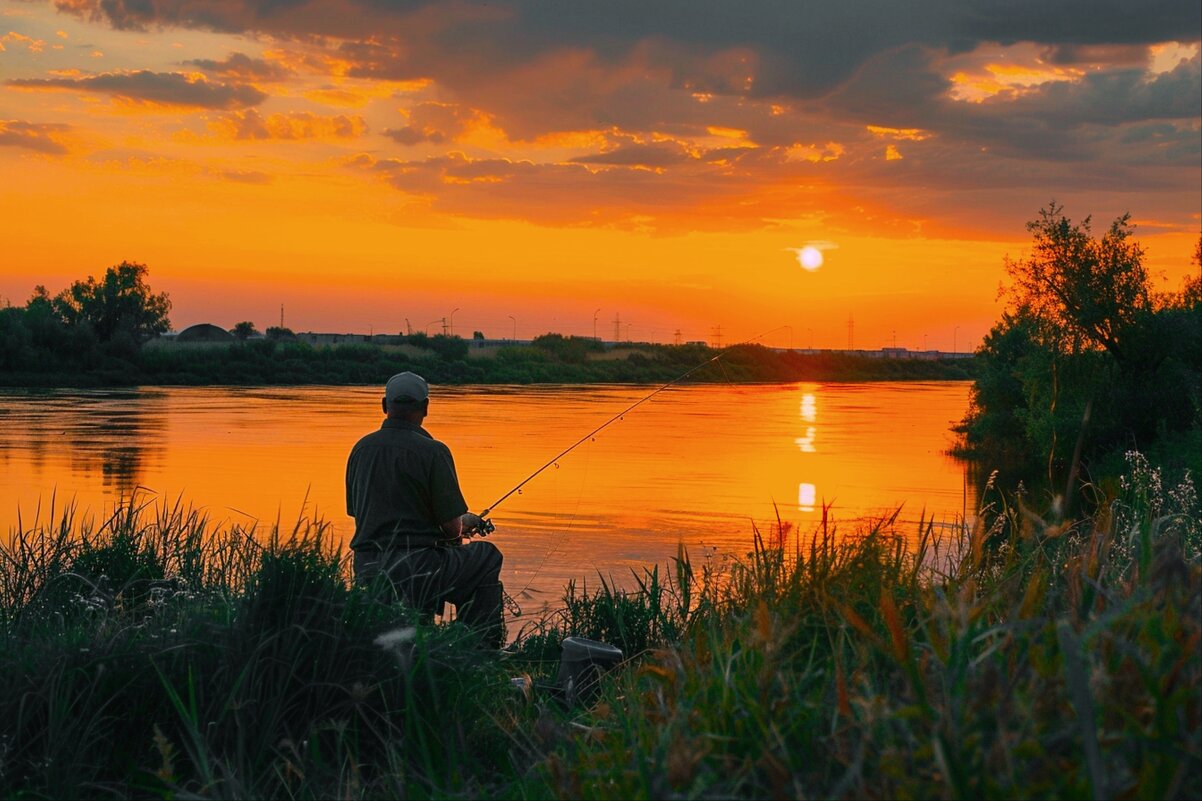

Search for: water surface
xmin=1 ymin=382 xmax=975 ymax=610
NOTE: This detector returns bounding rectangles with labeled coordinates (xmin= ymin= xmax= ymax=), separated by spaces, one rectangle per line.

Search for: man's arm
xmin=438 ymin=512 xmax=485 ymax=543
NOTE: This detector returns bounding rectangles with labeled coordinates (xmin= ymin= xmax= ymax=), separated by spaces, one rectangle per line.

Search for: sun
xmin=798 ymin=246 xmax=823 ymax=271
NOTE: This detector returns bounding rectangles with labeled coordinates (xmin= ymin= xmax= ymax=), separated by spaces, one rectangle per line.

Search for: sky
xmin=1 ymin=0 xmax=1199 ymax=350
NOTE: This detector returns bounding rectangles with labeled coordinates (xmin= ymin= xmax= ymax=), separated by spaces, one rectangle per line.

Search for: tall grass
xmin=0 ymin=495 xmax=517 ymax=799
xmin=3 ymin=452 xmax=1198 ymax=798
xmin=529 ymin=456 xmax=1201 ymax=799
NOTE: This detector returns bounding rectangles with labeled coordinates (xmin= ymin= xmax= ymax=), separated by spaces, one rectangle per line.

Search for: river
xmin=1 ymin=382 xmax=975 ymax=614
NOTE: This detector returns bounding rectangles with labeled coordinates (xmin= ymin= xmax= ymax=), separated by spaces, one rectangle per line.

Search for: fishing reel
xmin=465 ymin=516 xmax=496 ymax=538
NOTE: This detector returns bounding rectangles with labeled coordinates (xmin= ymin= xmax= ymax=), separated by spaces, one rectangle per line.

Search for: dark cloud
xmin=53 ymin=1 xmax=1201 ymax=95
xmin=571 ymin=140 xmax=692 ymax=168
xmin=46 ymin=0 xmax=1201 ymax=234
xmin=8 ymin=70 xmax=267 ymax=108
xmin=0 ymin=120 xmax=70 ymax=155
xmin=184 ymin=52 xmax=294 ymax=81
xmin=383 ymin=126 xmax=440 ymax=145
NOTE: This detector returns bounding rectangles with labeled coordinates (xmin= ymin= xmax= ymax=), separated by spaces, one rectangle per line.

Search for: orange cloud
xmin=194 ymin=109 xmax=367 ymax=141
xmin=1 ymin=31 xmax=46 ymax=53
xmin=0 ymin=120 xmax=71 ymax=155
xmin=866 ymin=125 xmax=930 ymax=141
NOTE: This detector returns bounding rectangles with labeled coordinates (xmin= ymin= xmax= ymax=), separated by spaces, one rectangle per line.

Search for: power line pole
xmin=280 ymin=304 xmax=284 ymax=329
xmin=847 ymin=314 xmax=854 ymax=350
xmin=613 ymin=312 xmax=621 ymax=343
xmin=674 ymin=328 xmax=682 ymax=345
xmin=710 ymin=324 xmax=722 ymax=349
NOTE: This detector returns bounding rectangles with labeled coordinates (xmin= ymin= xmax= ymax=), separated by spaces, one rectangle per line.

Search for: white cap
xmin=385 ymin=372 xmax=429 ymax=404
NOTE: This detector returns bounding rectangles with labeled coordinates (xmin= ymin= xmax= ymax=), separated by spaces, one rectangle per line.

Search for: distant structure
xmin=176 ymin=323 xmax=234 ymax=343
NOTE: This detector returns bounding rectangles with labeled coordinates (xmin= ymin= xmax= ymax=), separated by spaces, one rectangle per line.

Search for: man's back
xmin=345 ymin=419 xmax=467 ymax=552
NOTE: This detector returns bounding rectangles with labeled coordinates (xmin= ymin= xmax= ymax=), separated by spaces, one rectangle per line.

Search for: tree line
xmin=958 ymin=203 xmax=1202 ymax=483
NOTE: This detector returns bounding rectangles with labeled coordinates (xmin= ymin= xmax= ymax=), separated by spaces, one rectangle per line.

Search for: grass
xmin=2 ymin=452 xmax=1199 ymax=798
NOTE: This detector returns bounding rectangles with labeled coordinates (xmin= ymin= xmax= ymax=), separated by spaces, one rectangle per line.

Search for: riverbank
xmin=3 ymin=451 xmax=1197 ymax=798
xmin=0 ymin=337 xmax=977 ymax=388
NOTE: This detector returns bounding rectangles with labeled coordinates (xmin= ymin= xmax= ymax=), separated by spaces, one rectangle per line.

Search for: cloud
xmin=200 ymin=109 xmax=367 ymax=140
xmin=345 ymin=148 xmax=841 ymax=230
xmin=382 ymin=102 xmax=481 ymax=145
xmin=0 ymin=120 xmax=71 ymax=154
xmin=42 ymin=1 xmax=1202 ymax=235
xmin=219 ymin=169 xmax=273 ymax=184
xmin=571 ymin=139 xmax=693 ymax=168
xmin=1 ymin=31 xmax=47 ymax=53
xmin=7 ymin=70 xmax=267 ymax=109
xmin=184 ymin=52 xmax=293 ymax=82
xmin=50 ymin=1 xmax=1200 ymax=96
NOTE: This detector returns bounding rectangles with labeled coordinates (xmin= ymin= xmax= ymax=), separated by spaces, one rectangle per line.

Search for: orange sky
xmin=2 ymin=1 xmax=1199 ymax=350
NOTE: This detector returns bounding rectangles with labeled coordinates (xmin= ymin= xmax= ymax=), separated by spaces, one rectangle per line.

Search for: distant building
xmin=176 ymin=323 xmax=234 ymax=343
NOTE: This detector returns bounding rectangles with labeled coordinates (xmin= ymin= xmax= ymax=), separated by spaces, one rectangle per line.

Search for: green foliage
xmin=0 ymin=498 xmax=513 ymax=799
xmin=45 ymin=261 xmax=172 ymax=344
xmin=962 ymin=206 xmax=1202 ymax=476
xmin=426 ymin=333 xmax=470 ymax=361
xmin=0 ymin=264 xmax=174 ymax=378
xmin=230 ymin=320 xmax=259 ymax=340
xmin=530 ymin=458 xmax=1201 ymax=800
xmin=264 ymin=325 xmax=295 ymax=340
xmin=532 ymin=333 xmax=605 ymax=365
xmin=1006 ymin=203 xmax=1151 ymax=366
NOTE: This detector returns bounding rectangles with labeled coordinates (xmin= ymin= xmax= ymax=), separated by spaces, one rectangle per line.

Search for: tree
xmin=1003 ymin=203 xmax=1151 ymax=372
xmin=265 ymin=326 xmax=295 ymax=341
xmin=1182 ymin=234 xmax=1202 ymax=309
xmin=49 ymin=261 xmax=171 ymax=343
xmin=231 ymin=321 xmax=260 ymax=340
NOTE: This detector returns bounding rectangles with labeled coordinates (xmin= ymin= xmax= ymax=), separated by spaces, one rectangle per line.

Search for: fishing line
xmin=479 ymin=325 xmax=788 ymax=519
xmin=513 ymin=432 xmax=592 ymax=600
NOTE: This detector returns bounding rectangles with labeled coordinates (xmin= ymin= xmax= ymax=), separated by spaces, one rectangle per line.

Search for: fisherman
xmin=346 ymin=371 xmax=504 ymax=647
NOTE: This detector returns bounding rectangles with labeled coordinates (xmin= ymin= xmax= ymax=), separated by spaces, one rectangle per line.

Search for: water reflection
xmin=1 ymin=383 xmax=976 ymax=598
xmin=796 ymin=391 xmax=819 ymax=510
xmin=798 ymin=482 xmax=817 ymax=511
xmin=0 ymin=389 xmax=167 ymax=500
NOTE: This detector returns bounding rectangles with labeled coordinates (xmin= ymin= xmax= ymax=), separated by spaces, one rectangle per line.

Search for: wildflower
xmin=374 ymin=627 xmax=417 ymax=650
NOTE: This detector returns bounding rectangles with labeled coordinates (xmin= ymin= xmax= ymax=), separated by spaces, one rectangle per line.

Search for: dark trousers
xmin=354 ymin=541 xmax=504 ymax=646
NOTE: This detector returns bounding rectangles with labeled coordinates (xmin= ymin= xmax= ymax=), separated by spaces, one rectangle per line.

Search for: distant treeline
xmin=0 ymin=331 xmax=976 ymax=388
xmin=0 ymin=263 xmax=975 ymax=387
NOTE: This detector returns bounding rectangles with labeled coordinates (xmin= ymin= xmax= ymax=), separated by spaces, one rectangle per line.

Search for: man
xmin=346 ymin=371 xmax=504 ymax=647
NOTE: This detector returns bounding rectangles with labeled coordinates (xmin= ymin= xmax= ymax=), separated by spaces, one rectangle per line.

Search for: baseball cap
xmin=385 ymin=371 xmax=429 ymax=403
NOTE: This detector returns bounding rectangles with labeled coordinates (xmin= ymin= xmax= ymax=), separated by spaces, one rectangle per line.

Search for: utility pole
xmin=710 ymin=324 xmax=723 ymax=349
xmin=847 ymin=314 xmax=854 ymax=350
xmin=593 ymin=308 xmax=601 ymax=342
xmin=674 ymin=328 xmax=682 ymax=345
xmin=280 ymin=304 xmax=284 ymax=329
xmin=613 ymin=313 xmax=621 ymax=343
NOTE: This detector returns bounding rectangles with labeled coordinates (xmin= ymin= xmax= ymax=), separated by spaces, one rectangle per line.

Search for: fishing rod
xmin=474 ymin=325 xmax=788 ymax=525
